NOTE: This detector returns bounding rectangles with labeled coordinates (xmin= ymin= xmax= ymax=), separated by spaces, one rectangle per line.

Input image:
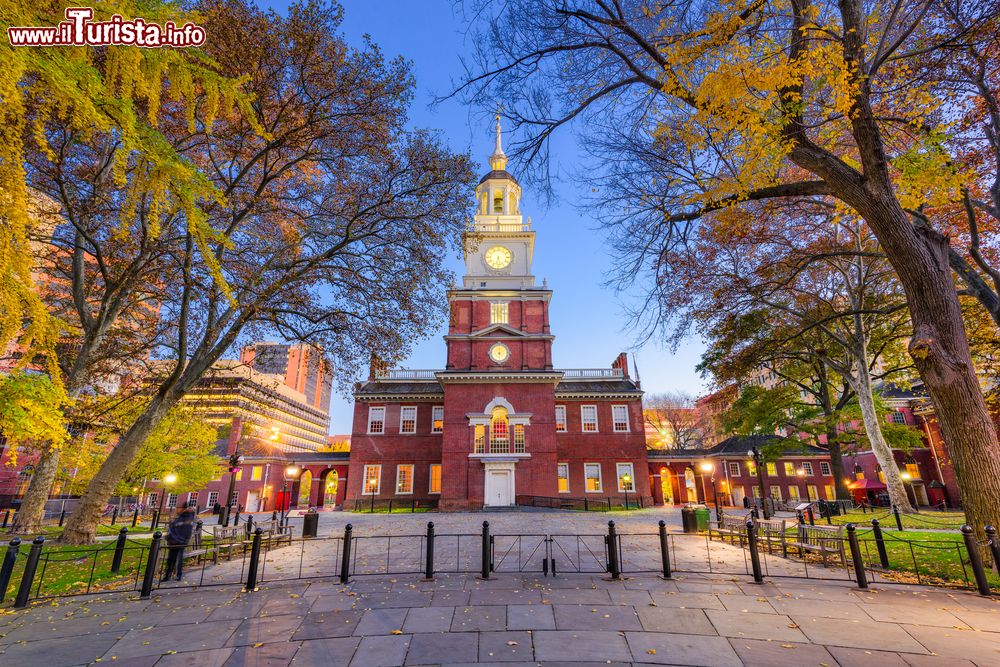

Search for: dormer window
xmin=490 ymin=302 xmax=509 ymax=324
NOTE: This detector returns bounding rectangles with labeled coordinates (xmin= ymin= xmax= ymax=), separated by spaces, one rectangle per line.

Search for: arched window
xmin=324 ymin=470 xmax=338 ymax=507
xmin=298 ymin=470 xmax=312 ymax=506
xmin=490 ymin=407 xmax=509 ymax=452
xmin=493 ymin=191 xmax=504 ymax=213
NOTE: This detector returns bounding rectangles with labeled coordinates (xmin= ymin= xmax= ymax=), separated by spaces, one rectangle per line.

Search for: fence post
xmin=132 ymin=507 xmax=139 ymax=527
xmin=14 ymin=536 xmax=46 ymax=608
xmin=151 ymin=509 xmax=160 ymax=531
xmin=424 ymin=522 xmax=435 ymax=580
xmin=272 ymin=510 xmax=278 ymax=522
xmin=986 ymin=526 xmax=1000 ymax=575
xmin=480 ymin=521 xmax=491 ymax=579
xmin=339 ymin=524 xmax=353 ymax=584
xmin=111 ymin=507 xmax=119 ymax=525
xmin=658 ymin=520 xmax=672 ymax=580
xmin=796 ymin=509 xmax=804 ymax=525
xmin=0 ymin=538 xmax=21 ymax=602
xmin=245 ymin=516 xmax=253 ymax=540
xmin=606 ymin=521 xmax=621 ymax=580
xmin=893 ymin=505 xmax=904 ymax=532
xmin=808 ymin=506 xmax=815 ymax=526
xmin=139 ymin=531 xmax=163 ymax=599
xmin=111 ymin=527 xmax=129 ymax=574
xmin=961 ymin=525 xmax=991 ymax=596
xmin=245 ymin=527 xmax=264 ymax=592
xmin=846 ymin=524 xmax=868 ymax=589
xmin=871 ymin=519 xmax=889 ymax=569
xmin=58 ymin=509 xmax=66 ymax=527
xmin=745 ymin=520 xmax=763 ymax=583
xmin=234 ymin=505 xmax=241 ymax=525
xmin=584 ymin=498 xmax=589 ymax=512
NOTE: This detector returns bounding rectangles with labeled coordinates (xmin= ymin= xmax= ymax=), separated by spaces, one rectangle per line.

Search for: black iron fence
xmin=2 ymin=516 xmax=998 ymax=610
xmin=350 ymin=497 xmax=439 ymax=513
xmin=515 ymin=494 xmax=654 ymax=511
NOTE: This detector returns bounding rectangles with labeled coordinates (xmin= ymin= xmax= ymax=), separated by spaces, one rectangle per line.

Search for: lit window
xmin=820 ymin=462 xmax=832 ymax=476
xmin=432 ymin=406 xmax=444 ymax=433
xmin=807 ymin=485 xmax=819 ymax=501
xmin=746 ymin=461 xmax=757 ymax=476
xmin=752 ymin=486 xmax=762 ymax=499
xmin=802 ymin=462 xmax=813 ymax=475
xmin=557 ymin=463 xmax=569 ymax=493
xmin=728 ymin=462 xmax=740 ymax=476
xmin=766 ymin=462 xmax=777 ymax=477
xmin=616 ymin=463 xmax=635 ymax=492
xmin=824 ymin=485 xmax=835 ymax=500
xmin=584 ymin=463 xmax=602 ymax=492
xmin=784 ymin=462 xmax=795 ymax=476
xmin=769 ymin=486 xmax=782 ymax=500
xmin=400 ymin=406 xmax=417 ymax=434
xmin=235 ymin=468 xmax=243 ymax=481
xmin=906 ymin=463 xmax=920 ymax=479
xmin=490 ymin=407 xmax=509 ymax=453
xmin=474 ymin=424 xmax=485 ymax=453
xmin=513 ymin=424 xmax=525 ymax=453
xmin=490 ymin=302 xmax=509 ymax=324
xmin=581 ymin=405 xmax=598 ymax=432
xmin=368 ymin=407 xmax=386 ymax=434
xmin=251 ymin=466 xmax=263 ymax=481
xmin=363 ymin=464 xmax=381 ymax=495
xmin=555 ymin=406 xmax=567 ymax=432
xmin=429 ymin=464 xmax=441 ymax=494
xmin=396 ymin=464 xmax=414 ymax=494
xmin=612 ymin=405 xmax=629 ymax=432
xmin=787 ymin=486 xmax=800 ymax=501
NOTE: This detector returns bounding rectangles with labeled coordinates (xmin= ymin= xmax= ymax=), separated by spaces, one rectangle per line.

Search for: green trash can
xmin=694 ymin=505 xmax=711 ymax=532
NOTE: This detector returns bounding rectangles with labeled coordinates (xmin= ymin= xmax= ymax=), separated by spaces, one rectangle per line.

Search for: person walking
xmin=162 ymin=501 xmax=196 ymax=581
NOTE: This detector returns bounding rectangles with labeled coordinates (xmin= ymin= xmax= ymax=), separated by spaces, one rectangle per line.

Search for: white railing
xmin=560 ymin=368 xmax=625 ymax=379
xmin=375 ymin=369 xmax=438 ymax=380
xmin=469 ymin=220 xmax=531 ymax=233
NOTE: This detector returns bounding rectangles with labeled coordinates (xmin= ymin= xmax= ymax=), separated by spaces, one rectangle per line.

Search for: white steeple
xmin=490 ymin=112 xmax=507 ymax=171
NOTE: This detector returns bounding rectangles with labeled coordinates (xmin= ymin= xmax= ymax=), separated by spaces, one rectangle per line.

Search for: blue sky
xmin=266 ymin=1 xmax=707 ymax=432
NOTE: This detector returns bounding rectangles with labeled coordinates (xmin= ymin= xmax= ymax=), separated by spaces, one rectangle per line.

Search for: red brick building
xmin=345 ymin=121 xmax=650 ymax=510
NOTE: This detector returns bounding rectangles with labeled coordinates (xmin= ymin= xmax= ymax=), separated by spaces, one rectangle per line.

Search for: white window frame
xmin=824 ymin=485 xmax=836 ymax=500
xmin=783 ymin=462 xmax=795 ymax=476
xmin=802 ymin=462 xmax=814 ymax=476
xmin=584 ymin=462 xmax=603 ymax=493
xmin=148 ymin=492 xmax=159 ymax=508
xmin=555 ymin=405 xmax=567 ymax=432
xmin=581 ymin=405 xmax=598 ymax=433
xmin=428 ymin=464 xmax=441 ymax=494
xmin=207 ymin=491 xmax=219 ymax=508
xmin=769 ymin=485 xmax=782 ymax=501
xmin=166 ymin=493 xmax=178 ymax=509
xmin=396 ymin=464 xmax=414 ymax=495
xmin=188 ymin=492 xmax=199 ymax=507
xmin=611 ymin=405 xmax=630 ymax=433
xmin=557 ymin=463 xmax=569 ymax=493
xmin=431 ymin=406 xmax=444 ymax=433
xmin=399 ymin=406 xmax=417 ymax=435
xmin=820 ymin=461 xmax=832 ymax=476
xmin=362 ymin=464 xmax=381 ymax=495
xmin=616 ymin=463 xmax=635 ymax=492
xmin=787 ymin=485 xmax=801 ymax=501
xmin=728 ymin=462 xmax=740 ymax=476
xmin=367 ymin=406 xmax=386 ymax=435
xmin=807 ymin=485 xmax=819 ymax=501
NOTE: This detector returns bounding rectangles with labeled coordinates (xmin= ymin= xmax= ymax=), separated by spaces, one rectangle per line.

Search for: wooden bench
xmin=184 ymin=522 xmax=216 ymax=564
xmin=211 ymin=525 xmax=249 ymax=563
xmin=709 ymin=514 xmax=749 ymax=546
xmin=786 ymin=524 xmax=845 ymax=566
xmin=755 ymin=518 xmax=787 ymax=555
xmin=254 ymin=519 xmax=295 ymax=548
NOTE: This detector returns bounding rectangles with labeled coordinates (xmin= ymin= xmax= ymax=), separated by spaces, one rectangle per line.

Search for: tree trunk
xmin=11 ymin=450 xmax=61 ymax=533
xmin=59 ymin=393 xmax=177 ymax=544
xmin=851 ymin=371 xmax=915 ymax=512
xmin=824 ymin=432 xmax=851 ymax=501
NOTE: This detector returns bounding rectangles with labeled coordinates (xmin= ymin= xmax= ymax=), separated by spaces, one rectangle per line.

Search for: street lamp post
xmin=221 ymin=452 xmax=244 ymax=527
xmin=747 ymin=448 xmax=769 ymax=519
xmin=621 ymin=473 xmax=632 ymax=509
xmin=156 ymin=473 xmax=177 ymax=528
xmin=700 ymin=462 xmax=720 ymax=521
xmin=282 ymin=464 xmax=301 ymax=526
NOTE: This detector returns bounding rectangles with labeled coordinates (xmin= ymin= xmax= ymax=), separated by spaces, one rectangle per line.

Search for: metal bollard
xmin=132 ymin=507 xmax=139 ymax=528
xmin=234 ymin=506 xmax=241 ymax=526
xmin=58 ymin=509 xmax=66 ymax=527
xmin=111 ymin=507 xmax=119 ymax=525
xmin=272 ymin=510 xmax=278 ymax=522
xmin=480 ymin=521 xmax=491 ymax=580
xmin=245 ymin=527 xmax=264 ymax=592
xmin=846 ymin=524 xmax=868 ymax=589
xmin=245 ymin=516 xmax=253 ymax=540
xmin=871 ymin=519 xmax=889 ymax=569
xmin=0 ymin=538 xmax=21 ymax=602
xmin=139 ymin=531 xmax=163 ymax=599
xmin=893 ymin=505 xmax=904 ymax=532
xmin=151 ymin=509 xmax=160 ymax=531
xmin=111 ymin=527 xmax=128 ymax=574
xmin=658 ymin=520 xmax=672 ymax=579
xmin=424 ymin=522 xmax=435 ymax=580
xmin=961 ymin=525 xmax=991 ymax=596
xmin=339 ymin=524 xmax=353 ymax=584
xmin=606 ymin=521 xmax=621 ymax=580
xmin=746 ymin=520 xmax=763 ymax=583
xmin=986 ymin=526 xmax=1000 ymax=575
xmin=13 ymin=536 xmax=45 ymax=608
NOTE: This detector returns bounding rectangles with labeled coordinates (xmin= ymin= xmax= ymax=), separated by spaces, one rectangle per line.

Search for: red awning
xmin=849 ymin=478 xmax=887 ymax=490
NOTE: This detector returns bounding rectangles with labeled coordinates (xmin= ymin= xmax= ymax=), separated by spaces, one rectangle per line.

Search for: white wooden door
xmin=487 ymin=470 xmax=512 ymax=506
xmin=246 ymin=491 xmax=260 ymax=512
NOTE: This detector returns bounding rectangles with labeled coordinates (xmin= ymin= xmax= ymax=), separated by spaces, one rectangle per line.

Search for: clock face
xmin=489 ymin=343 xmax=510 ymax=364
xmin=484 ymin=245 xmax=513 ymax=270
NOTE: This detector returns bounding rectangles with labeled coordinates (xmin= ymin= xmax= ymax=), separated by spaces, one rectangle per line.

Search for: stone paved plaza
xmin=1 ymin=510 xmax=999 ymax=666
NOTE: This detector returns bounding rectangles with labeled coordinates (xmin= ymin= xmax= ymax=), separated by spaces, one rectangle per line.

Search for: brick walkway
xmin=2 ymin=511 xmax=998 ymax=666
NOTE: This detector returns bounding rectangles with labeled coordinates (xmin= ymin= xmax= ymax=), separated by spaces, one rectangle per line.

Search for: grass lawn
xmin=819 ymin=508 xmax=967 ymax=531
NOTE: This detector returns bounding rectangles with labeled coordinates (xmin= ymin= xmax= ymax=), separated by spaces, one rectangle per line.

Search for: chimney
xmin=611 ymin=352 xmax=629 ymax=378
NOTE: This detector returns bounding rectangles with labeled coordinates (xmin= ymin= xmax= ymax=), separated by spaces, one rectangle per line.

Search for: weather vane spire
xmin=494 ymin=102 xmax=504 ymax=156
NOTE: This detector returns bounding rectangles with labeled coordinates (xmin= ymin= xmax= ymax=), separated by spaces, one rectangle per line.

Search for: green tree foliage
xmin=0 ymin=371 xmax=68 ymax=464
